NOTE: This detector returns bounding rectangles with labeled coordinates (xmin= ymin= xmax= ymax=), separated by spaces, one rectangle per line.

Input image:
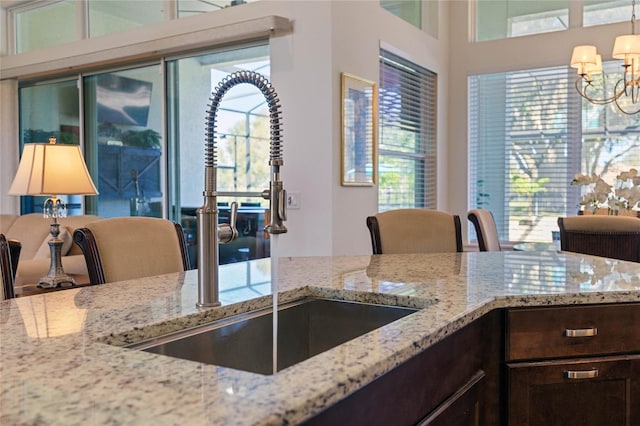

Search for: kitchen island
xmin=1 ymin=251 xmax=639 ymax=424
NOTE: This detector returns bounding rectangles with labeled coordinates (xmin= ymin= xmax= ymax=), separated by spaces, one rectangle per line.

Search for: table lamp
xmin=9 ymin=137 xmax=98 ymax=288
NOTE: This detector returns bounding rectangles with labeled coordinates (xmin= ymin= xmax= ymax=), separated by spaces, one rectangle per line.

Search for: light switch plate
xmin=287 ymin=191 xmax=300 ymax=209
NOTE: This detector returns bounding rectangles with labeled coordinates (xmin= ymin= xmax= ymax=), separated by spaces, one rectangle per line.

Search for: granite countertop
xmin=1 ymin=251 xmax=639 ymax=425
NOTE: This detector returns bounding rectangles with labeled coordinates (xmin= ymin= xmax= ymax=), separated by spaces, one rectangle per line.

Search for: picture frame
xmin=341 ymin=73 xmax=377 ymax=186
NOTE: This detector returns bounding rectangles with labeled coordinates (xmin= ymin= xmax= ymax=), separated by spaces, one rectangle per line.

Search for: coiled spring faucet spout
xmin=197 ymin=70 xmax=287 ymax=308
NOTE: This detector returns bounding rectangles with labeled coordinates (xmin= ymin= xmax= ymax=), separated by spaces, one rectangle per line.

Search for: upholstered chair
xmin=557 ymin=215 xmax=640 ymax=262
xmin=73 ymin=217 xmax=191 ymax=285
xmin=468 ymin=209 xmax=502 ymax=252
xmin=366 ymin=209 xmax=463 ymax=255
xmin=1 ymin=234 xmax=21 ymax=300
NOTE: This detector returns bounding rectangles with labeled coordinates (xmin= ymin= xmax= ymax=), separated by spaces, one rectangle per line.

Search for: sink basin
xmin=126 ymin=297 xmax=418 ymax=375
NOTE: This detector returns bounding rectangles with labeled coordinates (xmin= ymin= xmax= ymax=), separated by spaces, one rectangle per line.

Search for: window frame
xmin=378 ymin=49 xmax=437 ymax=212
xmin=468 ymin=63 xmax=640 ymax=243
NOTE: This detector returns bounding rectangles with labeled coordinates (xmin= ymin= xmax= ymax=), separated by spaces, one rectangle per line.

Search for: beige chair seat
xmin=73 ymin=217 xmax=191 ymax=285
xmin=366 ymin=209 xmax=463 ymax=254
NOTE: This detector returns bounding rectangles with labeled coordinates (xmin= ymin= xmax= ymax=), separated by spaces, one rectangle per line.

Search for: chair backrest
xmin=557 ymin=216 xmax=640 ymax=262
xmin=468 ymin=209 xmax=501 ymax=252
xmin=1 ymin=234 xmax=21 ymax=300
xmin=366 ymin=209 xmax=463 ymax=254
xmin=73 ymin=217 xmax=191 ymax=285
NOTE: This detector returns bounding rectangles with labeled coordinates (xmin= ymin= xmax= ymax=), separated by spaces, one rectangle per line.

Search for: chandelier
xmin=570 ymin=0 xmax=640 ymax=115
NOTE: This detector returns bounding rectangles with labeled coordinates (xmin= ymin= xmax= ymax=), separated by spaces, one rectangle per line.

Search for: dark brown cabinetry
xmin=418 ymin=370 xmax=485 ymax=425
xmin=506 ymin=304 xmax=640 ymax=426
xmin=304 ymin=310 xmax=502 ymax=426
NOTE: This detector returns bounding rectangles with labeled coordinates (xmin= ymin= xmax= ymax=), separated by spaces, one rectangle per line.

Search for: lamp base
xmin=38 ymin=274 xmax=76 ymax=289
xmin=37 ymin=225 xmax=76 ymax=289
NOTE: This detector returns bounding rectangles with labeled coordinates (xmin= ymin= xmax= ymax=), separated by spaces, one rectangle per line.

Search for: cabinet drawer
xmin=507 ymin=355 xmax=640 ymax=426
xmin=507 ymin=304 xmax=640 ymax=361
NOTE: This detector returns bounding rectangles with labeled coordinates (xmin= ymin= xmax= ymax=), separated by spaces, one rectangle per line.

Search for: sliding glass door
xmin=83 ymin=65 xmax=163 ymax=218
xmin=18 ymin=42 xmax=271 ymax=265
xmin=166 ymin=43 xmax=270 ymax=265
xmin=19 ymin=79 xmax=82 ymax=215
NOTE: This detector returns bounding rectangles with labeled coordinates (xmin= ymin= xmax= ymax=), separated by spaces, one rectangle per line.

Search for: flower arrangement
xmin=571 ymin=168 xmax=640 ymax=214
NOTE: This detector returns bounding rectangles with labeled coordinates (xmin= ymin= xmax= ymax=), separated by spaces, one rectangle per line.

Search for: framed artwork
xmin=341 ymin=73 xmax=377 ymax=186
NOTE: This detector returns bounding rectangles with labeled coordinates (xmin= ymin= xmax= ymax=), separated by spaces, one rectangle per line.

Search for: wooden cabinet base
xmin=418 ymin=370 xmax=484 ymax=426
xmin=303 ymin=311 xmax=501 ymax=425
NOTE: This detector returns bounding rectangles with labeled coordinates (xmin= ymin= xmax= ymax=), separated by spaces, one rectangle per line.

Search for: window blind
xmin=469 ymin=63 xmax=640 ymax=243
xmin=378 ymin=49 xmax=437 ymax=211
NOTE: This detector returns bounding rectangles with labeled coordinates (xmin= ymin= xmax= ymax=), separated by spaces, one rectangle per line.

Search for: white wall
xmin=328 ymin=1 xmax=449 ymax=255
xmin=0 ymin=0 xmax=449 ymax=257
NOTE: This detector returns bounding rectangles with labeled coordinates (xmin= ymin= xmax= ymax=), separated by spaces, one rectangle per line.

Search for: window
xmin=18 ymin=79 xmax=83 ymax=215
xmin=476 ymin=0 xmax=568 ymax=42
xmin=378 ymin=50 xmax=436 ymax=211
xmin=469 ymin=64 xmax=640 ymax=243
xmin=177 ymin=0 xmax=257 ymax=18
xmin=83 ymin=65 xmax=163 ymax=219
xmin=8 ymin=0 xmax=258 ymax=55
xmin=379 ymin=0 xmax=438 ymax=37
xmin=380 ymin=0 xmax=421 ymax=29
xmin=15 ymin=0 xmax=76 ymax=53
xmin=584 ymin=0 xmax=632 ymax=27
xmin=88 ymin=1 xmax=165 ymax=38
xmin=17 ymin=43 xmax=271 ymax=266
xmin=166 ymin=43 xmax=271 ymax=265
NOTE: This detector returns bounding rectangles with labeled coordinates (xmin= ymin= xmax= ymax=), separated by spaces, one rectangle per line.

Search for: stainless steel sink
xmin=126 ymin=297 xmax=418 ymax=375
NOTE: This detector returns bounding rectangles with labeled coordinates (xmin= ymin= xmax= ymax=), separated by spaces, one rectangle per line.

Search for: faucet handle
xmin=218 ymin=201 xmax=239 ymax=243
xmin=279 ymin=189 xmax=287 ymax=222
xmin=229 ymin=201 xmax=238 ymax=231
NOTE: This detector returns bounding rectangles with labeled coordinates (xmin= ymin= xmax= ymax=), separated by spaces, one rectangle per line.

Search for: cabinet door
xmin=304 ymin=315 xmax=486 ymax=425
xmin=508 ymin=356 xmax=640 ymax=426
xmin=418 ymin=371 xmax=484 ymax=426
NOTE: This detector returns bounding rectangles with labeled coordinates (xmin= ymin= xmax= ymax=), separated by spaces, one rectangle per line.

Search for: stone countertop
xmin=1 ymin=251 xmax=639 ymax=425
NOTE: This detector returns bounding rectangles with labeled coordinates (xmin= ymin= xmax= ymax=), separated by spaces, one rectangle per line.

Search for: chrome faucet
xmin=197 ymin=70 xmax=287 ymax=308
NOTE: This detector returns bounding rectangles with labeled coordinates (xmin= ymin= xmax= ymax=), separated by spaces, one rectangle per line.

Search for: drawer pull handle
xmin=564 ymin=327 xmax=598 ymax=337
xmin=565 ymin=369 xmax=598 ymax=380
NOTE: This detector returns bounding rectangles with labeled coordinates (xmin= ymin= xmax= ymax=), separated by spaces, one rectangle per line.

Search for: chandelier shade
xmin=570 ymin=0 xmax=640 ymax=114
xmin=570 ymin=45 xmax=600 ymax=76
xmin=611 ymin=34 xmax=640 ymax=60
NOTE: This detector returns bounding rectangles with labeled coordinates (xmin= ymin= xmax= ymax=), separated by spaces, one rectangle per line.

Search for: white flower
xmin=572 ymin=168 xmax=639 ymax=212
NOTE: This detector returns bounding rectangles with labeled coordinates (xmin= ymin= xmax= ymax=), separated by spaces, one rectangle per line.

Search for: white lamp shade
xmin=612 ymin=34 xmax=640 ymax=60
xmin=9 ymin=142 xmax=98 ymax=196
xmin=585 ymin=54 xmax=603 ymax=75
xmin=571 ymin=45 xmax=597 ymax=69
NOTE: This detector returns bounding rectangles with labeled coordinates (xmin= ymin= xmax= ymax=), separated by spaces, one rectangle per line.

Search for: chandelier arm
xmin=614 ymin=94 xmax=640 ymax=114
xmin=614 ymin=77 xmax=638 ymax=105
xmin=624 ymin=65 xmax=632 ymax=97
xmin=614 ymin=74 xmax=640 ymax=113
xmin=576 ymin=77 xmax=623 ymax=105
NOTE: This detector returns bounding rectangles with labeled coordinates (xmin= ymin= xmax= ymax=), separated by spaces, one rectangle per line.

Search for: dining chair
xmin=73 ymin=217 xmax=191 ymax=285
xmin=467 ymin=209 xmax=502 ymax=251
xmin=366 ymin=208 xmax=463 ymax=254
xmin=1 ymin=234 xmax=21 ymax=300
xmin=557 ymin=215 xmax=640 ymax=262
